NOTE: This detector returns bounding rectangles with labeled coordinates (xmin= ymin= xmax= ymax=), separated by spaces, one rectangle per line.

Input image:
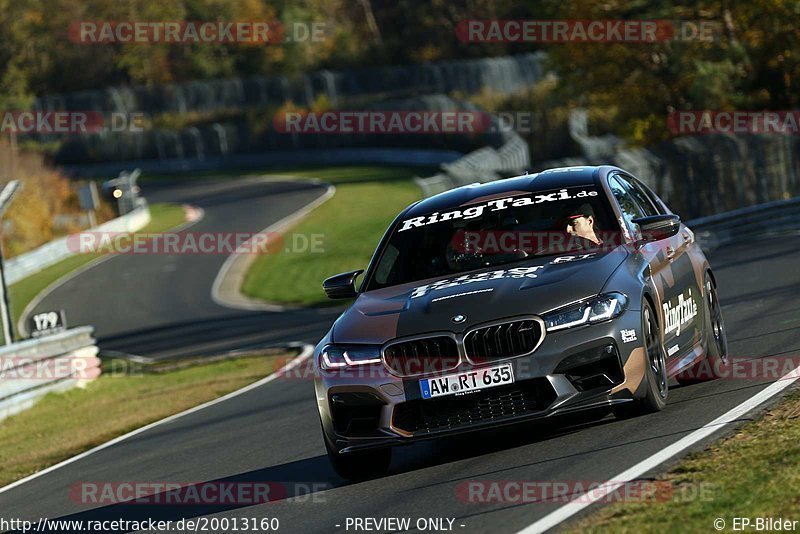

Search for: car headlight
xmin=543 ymin=293 xmax=628 ymax=332
xmin=319 ymin=344 xmax=382 ymax=370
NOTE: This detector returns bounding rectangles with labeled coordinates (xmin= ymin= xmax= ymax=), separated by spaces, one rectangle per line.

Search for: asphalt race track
xmin=4 ymin=176 xmax=800 ymax=533
xmin=25 ymin=177 xmax=340 ymax=359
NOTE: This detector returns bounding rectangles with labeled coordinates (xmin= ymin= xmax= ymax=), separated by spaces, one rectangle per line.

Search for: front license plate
xmin=419 ymin=363 xmax=514 ymax=399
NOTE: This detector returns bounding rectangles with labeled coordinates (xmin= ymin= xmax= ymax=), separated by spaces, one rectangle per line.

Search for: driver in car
xmin=566 ymin=204 xmax=603 ymax=245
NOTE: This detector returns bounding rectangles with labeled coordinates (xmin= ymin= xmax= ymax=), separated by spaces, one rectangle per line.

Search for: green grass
xmin=570 ymin=389 xmax=800 ymax=533
xmin=241 ymin=166 xmax=423 ymax=305
xmin=8 ymin=203 xmax=187 ymax=328
xmin=0 ymin=353 xmax=289 ymax=487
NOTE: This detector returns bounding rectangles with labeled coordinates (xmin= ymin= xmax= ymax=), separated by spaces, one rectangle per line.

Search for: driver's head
xmin=445 ymin=226 xmax=481 ymax=270
xmin=566 ymin=204 xmax=598 ymax=240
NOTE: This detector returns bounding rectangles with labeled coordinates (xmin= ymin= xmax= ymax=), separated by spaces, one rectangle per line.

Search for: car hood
xmin=331 ymin=248 xmax=629 ymax=344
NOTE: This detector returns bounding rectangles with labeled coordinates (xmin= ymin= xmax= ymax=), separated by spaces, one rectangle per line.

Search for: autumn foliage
xmin=0 ymin=141 xmax=111 ymax=258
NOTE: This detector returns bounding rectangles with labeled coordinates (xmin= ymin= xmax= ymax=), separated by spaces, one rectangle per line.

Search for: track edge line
xmin=211 ymin=181 xmax=336 ymax=312
xmin=0 ymin=343 xmax=313 ymax=496
xmin=517 ymin=368 xmax=800 ymax=534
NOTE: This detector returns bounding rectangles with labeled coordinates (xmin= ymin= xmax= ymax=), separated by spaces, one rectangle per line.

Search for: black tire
xmin=614 ymin=302 xmax=668 ymax=419
xmin=676 ymin=273 xmax=728 ymax=384
xmin=323 ymin=429 xmax=392 ymax=480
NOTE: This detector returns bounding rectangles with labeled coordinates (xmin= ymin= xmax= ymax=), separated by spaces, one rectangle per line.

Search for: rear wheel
xmin=322 ymin=428 xmax=392 ymax=480
xmin=676 ymin=273 xmax=728 ymax=384
xmin=614 ymin=302 xmax=668 ymax=419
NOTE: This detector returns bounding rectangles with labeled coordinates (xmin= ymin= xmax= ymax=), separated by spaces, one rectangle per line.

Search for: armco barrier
xmin=688 ymin=195 xmax=800 ymax=250
xmin=43 ymin=54 xmax=547 ymax=166
xmin=64 ymin=148 xmax=464 ymax=179
xmin=5 ymin=202 xmax=151 ymax=285
xmin=0 ymin=326 xmax=99 ymax=421
xmin=37 ymin=53 xmax=547 ymax=117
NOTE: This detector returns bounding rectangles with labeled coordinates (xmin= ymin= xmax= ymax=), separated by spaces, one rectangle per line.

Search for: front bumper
xmin=316 ymin=310 xmax=646 ymax=454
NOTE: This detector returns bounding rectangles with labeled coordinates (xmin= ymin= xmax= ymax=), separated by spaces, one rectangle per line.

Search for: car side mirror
xmin=323 ymin=270 xmax=364 ymax=299
xmin=632 ymin=214 xmax=681 ymax=243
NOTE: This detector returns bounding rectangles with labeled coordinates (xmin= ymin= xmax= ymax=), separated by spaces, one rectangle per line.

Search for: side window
xmin=374 ymin=244 xmax=399 ymax=285
xmin=631 ymin=177 xmax=669 ymax=215
xmin=609 ymin=176 xmax=646 ymax=232
xmin=617 ymin=174 xmax=660 ymax=217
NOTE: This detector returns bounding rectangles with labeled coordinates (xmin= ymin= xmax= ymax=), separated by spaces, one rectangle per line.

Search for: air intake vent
xmin=464 ymin=318 xmax=544 ymax=364
xmin=383 ymin=336 xmax=460 ymax=377
xmin=392 ymin=378 xmax=557 ymax=434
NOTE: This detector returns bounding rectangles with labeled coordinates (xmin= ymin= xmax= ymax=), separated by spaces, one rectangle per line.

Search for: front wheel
xmin=323 ymin=430 xmax=392 ymax=480
xmin=614 ymin=302 xmax=668 ymax=419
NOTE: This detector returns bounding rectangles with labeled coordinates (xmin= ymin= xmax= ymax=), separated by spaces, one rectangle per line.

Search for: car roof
xmin=403 ymin=165 xmax=615 ymax=218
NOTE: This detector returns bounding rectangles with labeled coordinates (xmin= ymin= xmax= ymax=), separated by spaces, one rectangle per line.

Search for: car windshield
xmin=365 ymin=185 xmax=621 ymax=291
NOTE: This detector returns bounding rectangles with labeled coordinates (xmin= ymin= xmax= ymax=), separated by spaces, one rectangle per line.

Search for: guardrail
xmin=688 ymin=195 xmax=800 ymax=250
xmin=0 ymin=326 xmax=99 ymax=421
xmin=65 ymin=148 xmax=464 ymax=178
xmin=5 ymin=202 xmax=151 ymax=285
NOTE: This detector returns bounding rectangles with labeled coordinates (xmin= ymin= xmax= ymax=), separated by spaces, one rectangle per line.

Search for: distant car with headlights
xmin=315 ymin=165 xmax=728 ymax=479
